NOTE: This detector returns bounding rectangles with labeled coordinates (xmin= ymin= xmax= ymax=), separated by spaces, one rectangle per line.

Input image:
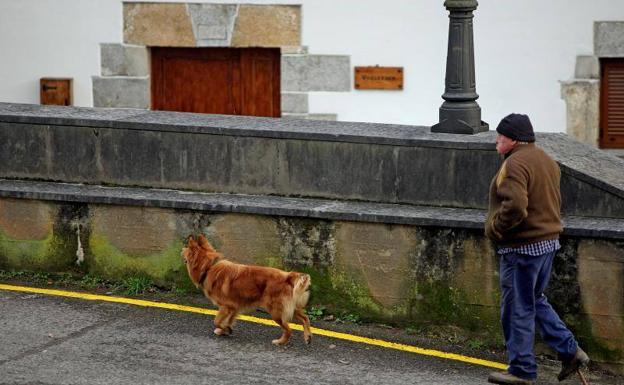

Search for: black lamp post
xmin=431 ymin=0 xmax=488 ymax=134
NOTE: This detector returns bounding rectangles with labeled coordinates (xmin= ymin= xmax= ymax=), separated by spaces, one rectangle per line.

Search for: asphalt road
xmin=0 ymin=288 xmax=616 ymax=385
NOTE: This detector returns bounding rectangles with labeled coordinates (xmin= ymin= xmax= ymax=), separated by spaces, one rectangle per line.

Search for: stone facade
xmin=100 ymin=44 xmax=149 ymax=77
xmin=92 ymin=76 xmax=149 ymax=109
xmin=595 ymin=21 xmax=624 ymax=58
xmin=282 ymin=55 xmax=351 ymax=92
xmin=231 ymin=5 xmax=301 ymax=48
xmin=124 ymin=3 xmax=196 ymax=47
xmin=561 ymin=80 xmax=600 ymax=147
xmin=94 ymin=2 xmax=348 ymax=118
xmin=562 ymin=21 xmax=624 ymax=150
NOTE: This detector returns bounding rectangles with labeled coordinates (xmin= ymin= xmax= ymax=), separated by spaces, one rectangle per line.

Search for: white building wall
xmin=1 ymin=0 xmax=624 ymax=132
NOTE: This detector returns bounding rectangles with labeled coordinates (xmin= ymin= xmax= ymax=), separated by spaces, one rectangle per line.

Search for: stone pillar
xmin=432 ymin=0 xmax=488 ymax=134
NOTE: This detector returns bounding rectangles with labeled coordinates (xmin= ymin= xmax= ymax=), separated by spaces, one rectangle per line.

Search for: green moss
xmin=0 ymin=229 xmax=74 ymax=271
xmin=88 ymin=235 xmax=190 ymax=289
xmin=574 ymin=314 xmax=623 ymax=363
xmin=299 ymin=266 xmax=413 ymax=323
xmin=405 ymin=279 xmax=501 ymax=337
xmin=254 ymin=254 xmax=283 ymax=269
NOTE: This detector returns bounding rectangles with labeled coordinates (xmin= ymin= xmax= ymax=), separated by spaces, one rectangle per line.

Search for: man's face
xmin=495 ymin=134 xmax=517 ymax=155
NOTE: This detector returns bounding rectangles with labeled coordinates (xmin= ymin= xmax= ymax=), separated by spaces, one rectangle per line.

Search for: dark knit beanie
xmin=496 ymin=113 xmax=535 ymax=142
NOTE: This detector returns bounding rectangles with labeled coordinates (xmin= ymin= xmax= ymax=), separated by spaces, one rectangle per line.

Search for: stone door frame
xmin=93 ymin=2 xmax=351 ymax=120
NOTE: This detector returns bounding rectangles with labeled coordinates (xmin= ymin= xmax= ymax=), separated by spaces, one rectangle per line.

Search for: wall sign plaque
xmin=354 ymin=66 xmax=403 ymax=90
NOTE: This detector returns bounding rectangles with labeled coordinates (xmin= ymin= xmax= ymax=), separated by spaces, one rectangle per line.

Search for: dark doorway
xmin=151 ymin=47 xmax=281 ymax=118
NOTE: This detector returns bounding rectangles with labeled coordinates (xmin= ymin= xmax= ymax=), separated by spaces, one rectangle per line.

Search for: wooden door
xmin=600 ymin=59 xmax=624 ymax=148
xmin=151 ymin=47 xmax=280 ymax=117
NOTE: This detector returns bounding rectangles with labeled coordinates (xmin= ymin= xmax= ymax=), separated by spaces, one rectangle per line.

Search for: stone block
xmin=560 ymin=80 xmax=600 ymax=147
xmin=280 ymin=113 xmax=308 ymax=120
xmin=97 ymin=130 xmax=283 ymax=195
xmin=101 ymin=44 xmax=149 ymax=77
xmin=232 ymin=5 xmax=301 ymax=47
xmin=281 ymin=92 xmax=308 ymax=113
xmin=577 ymin=240 xmax=624 ymax=355
xmin=396 ymin=146 xmax=500 ymax=209
xmin=92 ymin=206 xmax=177 ymax=256
xmin=92 ymin=76 xmax=150 ymax=109
xmin=306 ymin=113 xmax=337 ymax=121
xmin=281 ymin=46 xmax=308 ymax=54
xmin=277 ymin=218 xmax=335 ymax=269
xmin=454 ymin=237 xmax=498 ymax=308
xmin=594 ymin=21 xmax=624 ymax=57
xmin=574 ymin=55 xmax=600 ymax=79
xmin=89 ymin=205 xmax=192 ymax=286
xmin=207 ymin=214 xmax=281 ymax=266
xmin=335 ymin=222 xmax=414 ymax=308
xmin=0 ymin=198 xmax=53 ymax=241
xmin=0 ymin=123 xmax=50 ymax=180
xmin=124 ymin=3 xmax=195 ymax=47
xmin=188 ymin=4 xmax=237 ymax=47
xmin=279 ymin=140 xmax=397 ymax=202
xmin=48 ymin=125 xmax=99 ymax=181
xmin=282 ymin=55 xmax=351 ymax=92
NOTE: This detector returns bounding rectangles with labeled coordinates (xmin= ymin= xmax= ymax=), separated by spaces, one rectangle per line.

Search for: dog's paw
xmin=304 ymin=334 xmax=312 ymax=345
xmin=214 ymin=327 xmax=226 ymax=336
xmin=272 ymin=338 xmax=286 ymax=346
xmin=223 ymin=327 xmax=233 ymax=335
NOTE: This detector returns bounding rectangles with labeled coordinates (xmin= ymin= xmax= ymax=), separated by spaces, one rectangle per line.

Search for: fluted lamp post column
xmin=431 ymin=0 xmax=488 ymax=134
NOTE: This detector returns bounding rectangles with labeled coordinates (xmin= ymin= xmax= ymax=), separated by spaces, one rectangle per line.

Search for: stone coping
xmin=0 ymin=179 xmax=622 ymax=240
xmin=540 ymin=134 xmax=624 ymax=199
xmin=0 ymin=103 xmax=491 ymax=150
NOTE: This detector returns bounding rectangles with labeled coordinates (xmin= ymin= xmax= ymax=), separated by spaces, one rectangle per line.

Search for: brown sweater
xmin=485 ymin=143 xmax=562 ymax=247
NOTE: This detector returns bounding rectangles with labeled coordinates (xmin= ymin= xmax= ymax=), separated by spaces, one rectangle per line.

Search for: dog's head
xmin=181 ymin=234 xmax=220 ymax=287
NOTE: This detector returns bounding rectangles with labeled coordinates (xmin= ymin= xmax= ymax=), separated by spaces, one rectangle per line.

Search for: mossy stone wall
xmin=0 ymin=197 xmax=622 ymax=373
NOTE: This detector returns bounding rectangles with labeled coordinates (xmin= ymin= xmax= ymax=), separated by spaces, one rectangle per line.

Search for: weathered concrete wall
xmin=1 ymin=197 xmax=622 ymax=372
xmin=2 ymin=103 xmax=624 ymax=218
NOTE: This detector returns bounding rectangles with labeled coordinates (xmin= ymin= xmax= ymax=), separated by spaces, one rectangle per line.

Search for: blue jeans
xmin=500 ymin=250 xmax=578 ymax=380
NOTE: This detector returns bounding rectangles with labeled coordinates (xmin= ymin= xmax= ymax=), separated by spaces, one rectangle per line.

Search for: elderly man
xmin=485 ymin=113 xmax=589 ymax=384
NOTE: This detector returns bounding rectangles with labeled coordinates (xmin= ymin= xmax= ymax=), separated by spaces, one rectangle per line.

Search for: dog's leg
xmin=269 ymin=307 xmax=292 ymax=345
xmin=213 ymin=306 xmax=231 ymax=336
xmin=222 ymin=307 xmax=238 ymax=335
xmin=294 ymin=308 xmax=312 ymax=344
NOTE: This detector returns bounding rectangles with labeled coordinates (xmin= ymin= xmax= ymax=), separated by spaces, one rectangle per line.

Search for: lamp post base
xmin=431 ymin=119 xmax=489 ymax=134
xmin=431 ymin=100 xmax=489 ymax=134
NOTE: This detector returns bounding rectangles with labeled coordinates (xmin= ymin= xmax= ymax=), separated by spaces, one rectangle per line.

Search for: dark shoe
xmin=558 ymin=347 xmax=590 ymax=381
xmin=488 ymin=371 xmax=535 ymax=384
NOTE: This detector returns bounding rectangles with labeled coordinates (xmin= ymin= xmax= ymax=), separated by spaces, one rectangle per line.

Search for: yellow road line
xmin=0 ymin=283 xmax=507 ymax=370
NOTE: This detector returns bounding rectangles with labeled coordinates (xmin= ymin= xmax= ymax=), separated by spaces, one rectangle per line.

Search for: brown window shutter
xmin=600 ymin=59 xmax=624 ymax=148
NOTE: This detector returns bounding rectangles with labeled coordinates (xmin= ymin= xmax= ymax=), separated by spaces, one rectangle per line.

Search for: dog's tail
xmin=288 ymin=272 xmax=311 ymax=308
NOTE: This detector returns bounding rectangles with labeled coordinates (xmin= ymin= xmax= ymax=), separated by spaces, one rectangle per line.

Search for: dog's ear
xmin=197 ymin=233 xmax=216 ymax=251
xmin=187 ymin=235 xmax=198 ymax=248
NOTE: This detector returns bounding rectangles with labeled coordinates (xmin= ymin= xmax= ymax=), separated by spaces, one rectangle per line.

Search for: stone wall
xmin=1 ymin=103 xmax=624 ymax=218
xmin=0 ymin=195 xmax=622 ymax=373
xmin=93 ymin=2 xmax=350 ymax=119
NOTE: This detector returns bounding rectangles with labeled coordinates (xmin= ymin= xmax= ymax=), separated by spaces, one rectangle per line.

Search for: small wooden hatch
xmin=40 ymin=78 xmax=73 ymax=106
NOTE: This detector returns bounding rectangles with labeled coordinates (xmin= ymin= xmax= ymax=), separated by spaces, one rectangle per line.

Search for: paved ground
xmin=0 ymin=288 xmax=616 ymax=385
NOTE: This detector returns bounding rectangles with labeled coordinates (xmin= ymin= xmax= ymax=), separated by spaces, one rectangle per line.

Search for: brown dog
xmin=182 ymin=234 xmax=312 ymax=345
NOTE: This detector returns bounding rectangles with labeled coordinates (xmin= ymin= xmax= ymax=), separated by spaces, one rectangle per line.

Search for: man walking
xmin=485 ymin=113 xmax=589 ymax=384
